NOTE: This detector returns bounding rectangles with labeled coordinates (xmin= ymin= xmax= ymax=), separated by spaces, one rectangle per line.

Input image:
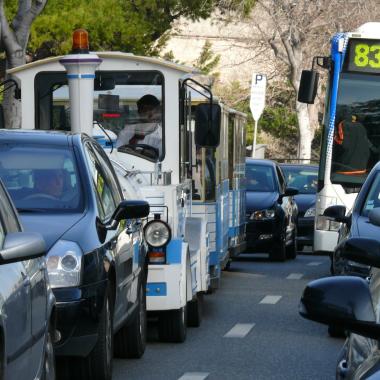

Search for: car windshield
xmin=246 ymin=164 xmax=276 ymax=192
xmin=0 ymin=143 xmax=83 ymax=212
xmin=362 ymin=172 xmax=380 ymax=217
xmin=281 ymin=166 xmax=318 ymax=194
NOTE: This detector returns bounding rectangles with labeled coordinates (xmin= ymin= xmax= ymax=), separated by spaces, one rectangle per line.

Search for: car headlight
xmin=144 ymin=220 xmax=171 ymax=248
xmin=46 ymin=240 xmax=82 ymax=288
xmin=304 ymin=207 xmax=315 ymax=218
xmin=250 ymin=209 xmax=276 ymax=221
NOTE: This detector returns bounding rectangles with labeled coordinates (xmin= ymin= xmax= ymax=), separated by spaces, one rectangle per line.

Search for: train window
xmin=35 ymin=70 xmax=165 ymax=162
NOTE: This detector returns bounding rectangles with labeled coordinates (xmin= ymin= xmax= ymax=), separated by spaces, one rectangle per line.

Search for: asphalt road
xmin=114 ymin=253 xmax=344 ymax=380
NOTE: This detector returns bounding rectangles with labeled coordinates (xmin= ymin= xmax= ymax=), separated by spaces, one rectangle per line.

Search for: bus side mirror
xmin=298 ymin=70 xmax=319 ymax=104
xmin=195 ymin=103 xmax=221 ymax=148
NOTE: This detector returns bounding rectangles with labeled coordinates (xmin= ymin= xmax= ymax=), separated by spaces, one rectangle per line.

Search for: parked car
xmin=322 ymin=162 xmax=380 ymax=277
xmin=299 ymin=224 xmax=380 ymax=380
xmin=0 ymin=130 xmax=150 ymax=380
xmin=280 ymin=164 xmax=318 ymax=251
xmin=0 ymin=178 xmax=56 ymax=380
xmin=245 ymin=159 xmax=298 ymax=261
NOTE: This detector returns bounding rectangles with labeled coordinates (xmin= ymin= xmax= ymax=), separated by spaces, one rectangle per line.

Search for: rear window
xmin=0 ymin=143 xmax=83 ymax=212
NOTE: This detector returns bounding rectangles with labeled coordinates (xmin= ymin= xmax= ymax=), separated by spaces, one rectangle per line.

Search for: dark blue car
xmin=0 ymin=130 xmax=149 ymax=380
xmin=280 ymin=164 xmax=318 ymax=250
xmin=245 ymin=159 xmax=298 ymax=261
xmin=324 ymin=161 xmax=380 ymax=277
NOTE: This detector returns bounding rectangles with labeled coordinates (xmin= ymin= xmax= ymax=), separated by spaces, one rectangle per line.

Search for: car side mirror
xmin=323 ymin=205 xmax=349 ymax=224
xmin=194 ymin=103 xmax=221 ymax=148
xmin=297 ymin=70 xmax=319 ymax=104
xmin=299 ymin=276 xmax=380 ymax=339
xmin=112 ymin=200 xmax=150 ymax=222
xmin=0 ymin=232 xmax=46 ymax=264
xmin=340 ymin=237 xmax=380 ymax=268
xmin=369 ymin=208 xmax=380 ymax=227
xmin=284 ymin=187 xmax=298 ymax=197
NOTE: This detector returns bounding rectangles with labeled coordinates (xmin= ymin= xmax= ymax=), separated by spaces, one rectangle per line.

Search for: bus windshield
xmin=35 ymin=71 xmax=164 ymax=162
xmin=331 ymin=72 xmax=380 ymax=186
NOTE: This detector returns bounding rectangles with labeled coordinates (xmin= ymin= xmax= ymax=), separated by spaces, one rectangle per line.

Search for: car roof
xmin=0 ymin=129 xmax=78 ymax=147
xmin=245 ymin=158 xmax=277 ymax=167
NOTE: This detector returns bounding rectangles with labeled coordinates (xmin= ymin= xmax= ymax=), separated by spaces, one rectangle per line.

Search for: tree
xmin=0 ymin=0 xmax=256 ymax=128
xmin=228 ymin=0 xmax=380 ymax=160
xmin=1 ymin=0 xmax=47 ymax=128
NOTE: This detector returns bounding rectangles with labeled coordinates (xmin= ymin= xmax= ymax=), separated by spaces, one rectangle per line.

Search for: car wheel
xmin=286 ymin=228 xmax=297 ymax=260
xmin=187 ymin=293 xmax=203 ymax=327
xmin=80 ymin=287 xmax=113 ymax=380
xmin=42 ymin=328 xmax=56 ymax=380
xmin=114 ymin=281 xmax=147 ymax=359
xmin=269 ymin=226 xmax=286 ymax=262
xmin=158 ymin=305 xmax=187 ymax=343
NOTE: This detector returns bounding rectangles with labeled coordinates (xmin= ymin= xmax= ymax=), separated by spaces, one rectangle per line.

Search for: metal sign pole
xmin=252 ymin=119 xmax=258 ymax=158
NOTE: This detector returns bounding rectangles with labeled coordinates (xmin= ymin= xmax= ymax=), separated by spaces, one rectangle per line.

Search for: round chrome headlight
xmin=144 ymin=220 xmax=171 ymax=248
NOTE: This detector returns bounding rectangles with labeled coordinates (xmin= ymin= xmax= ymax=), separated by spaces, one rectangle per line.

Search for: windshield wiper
xmin=17 ymin=208 xmax=48 ymax=213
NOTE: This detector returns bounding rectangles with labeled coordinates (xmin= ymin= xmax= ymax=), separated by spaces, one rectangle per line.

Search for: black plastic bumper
xmin=53 ymin=280 xmax=108 ymax=357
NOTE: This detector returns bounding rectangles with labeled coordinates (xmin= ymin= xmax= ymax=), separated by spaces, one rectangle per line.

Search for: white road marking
xmin=307 ymin=261 xmax=322 ymax=266
xmin=287 ymin=273 xmax=304 ymax=280
xmin=225 ymin=271 xmax=266 ymax=278
xmin=224 ymin=323 xmax=255 ymax=338
xmin=260 ymin=295 xmax=282 ymax=304
xmin=178 ymin=373 xmax=210 ymax=380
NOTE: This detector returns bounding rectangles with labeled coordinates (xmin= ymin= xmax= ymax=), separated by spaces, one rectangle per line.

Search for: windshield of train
xmin=35 ymin=71 xmax=164 ymax=162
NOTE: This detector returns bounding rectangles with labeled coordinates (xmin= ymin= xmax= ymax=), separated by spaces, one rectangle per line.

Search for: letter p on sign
xmin=250 ymin=73 xmax=266 ymax=121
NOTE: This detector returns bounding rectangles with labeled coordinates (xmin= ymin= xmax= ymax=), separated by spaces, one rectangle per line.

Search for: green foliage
xmin=2 ymin=0 xmax=256 ymax=58
xmin=195 ymin=41 xmax=220 ymax=76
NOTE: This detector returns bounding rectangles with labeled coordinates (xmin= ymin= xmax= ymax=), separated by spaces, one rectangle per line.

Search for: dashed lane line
xmin=224 ymin=323 xmax=256 ymax=338
xmin=178 ymin=373 xmax=210 ymax=380
xmin=286 ymin=273 xmax=304 ymax=280
xmin=307 ymin=261 xmax=323 ymax=266
xmin=259 ymin=295 xmax=282 ymax=304
xmin=224 ymin=271 xmax=266 ymax=278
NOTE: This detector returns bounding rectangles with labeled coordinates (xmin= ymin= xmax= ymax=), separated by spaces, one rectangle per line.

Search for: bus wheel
xmin=187 ymin=293 xmax=203 ymax=327
xmin=158 ymin=306 xmax=187 ymax=343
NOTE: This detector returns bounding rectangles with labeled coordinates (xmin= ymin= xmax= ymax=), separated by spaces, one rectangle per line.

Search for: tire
xmin=187 ymin=293 xmax=203 ymax=328
xmin=158 ymin=306 xmax=187 ymax=343
xmin=269 ymin=236 xmax=286 ymax=262
xmin=286 ymin=228 xmax=297 ymax=260
xmin=328 ymin=325 xmax=346 ymax=338
xmin=79 ymin=288 xmax=113 ymax=380
xmin=42 ymin=328 xmax=56 ymax=380
xmin=114 ymin=281 xmax=147 ymax=359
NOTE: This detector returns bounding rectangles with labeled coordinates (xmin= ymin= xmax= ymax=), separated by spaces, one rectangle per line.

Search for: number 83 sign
xmin=348 ymin=38 xmax=380 ymax=73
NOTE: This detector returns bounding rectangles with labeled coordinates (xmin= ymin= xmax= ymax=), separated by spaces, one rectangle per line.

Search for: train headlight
xmin=144 ymin=220 xmax=171 ymax=248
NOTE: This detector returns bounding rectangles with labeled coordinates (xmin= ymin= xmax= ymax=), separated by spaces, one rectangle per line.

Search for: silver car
xmin=0 ymin=179 xmax=56 ymax=380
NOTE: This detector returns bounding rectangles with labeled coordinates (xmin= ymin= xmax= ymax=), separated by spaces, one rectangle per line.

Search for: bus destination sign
xmin=346 ymin=38 xmax=380 ymax=73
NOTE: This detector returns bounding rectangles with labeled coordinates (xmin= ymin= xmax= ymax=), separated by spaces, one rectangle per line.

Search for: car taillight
xmin=148 ymin=251 xmax=166 ymax=264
